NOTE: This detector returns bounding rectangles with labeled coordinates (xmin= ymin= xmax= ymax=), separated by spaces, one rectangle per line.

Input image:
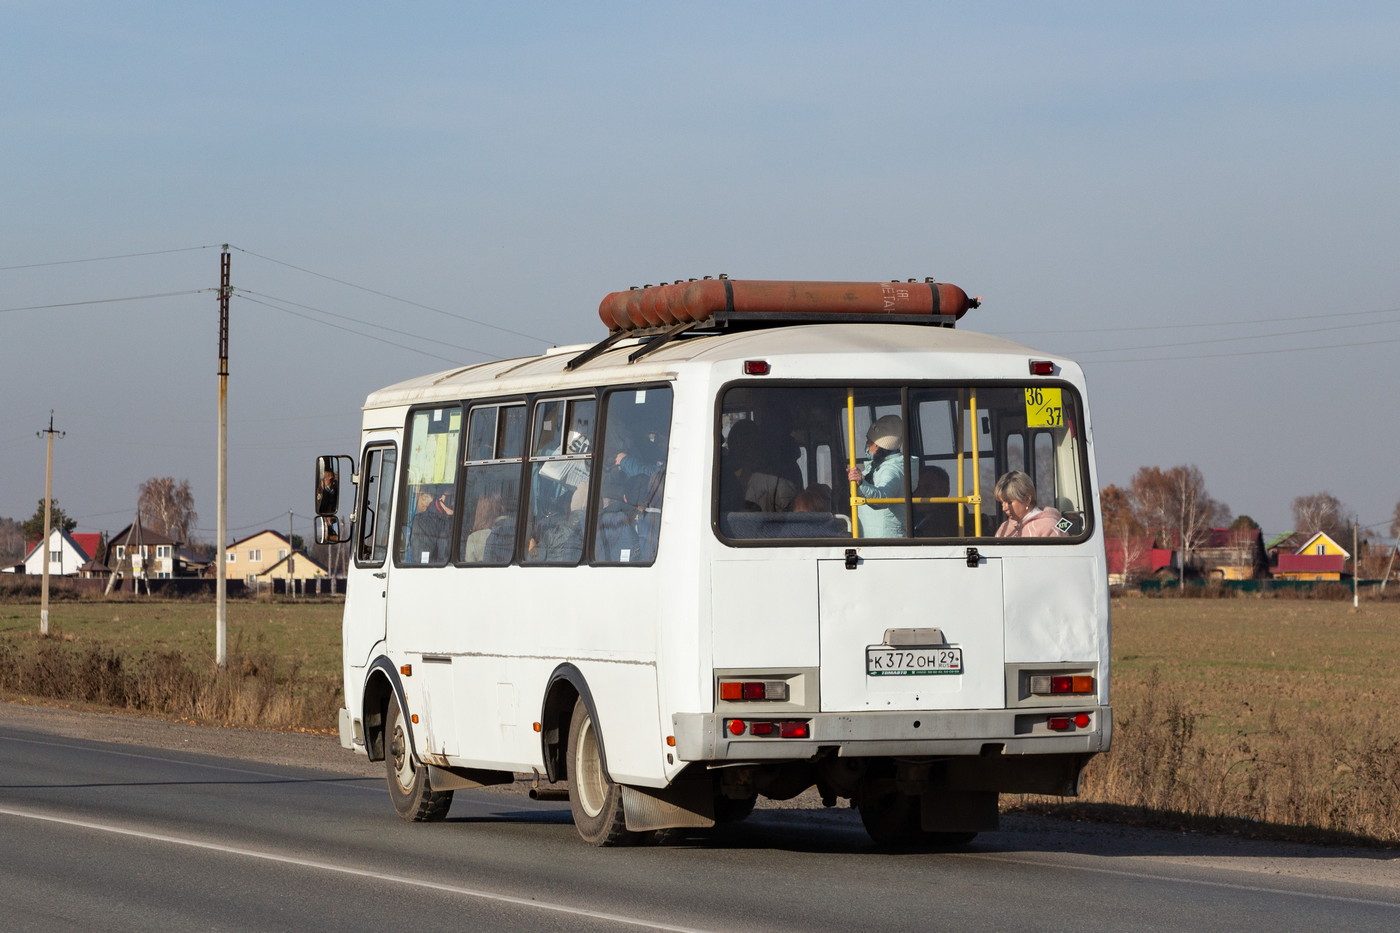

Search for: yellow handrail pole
xmin=846 ymin=389 xmax=860 ymax=538
xmin=955 ymin=389 xmax=967 ymax=534
xmin=970 ymin=389 xmax=982 ymax=536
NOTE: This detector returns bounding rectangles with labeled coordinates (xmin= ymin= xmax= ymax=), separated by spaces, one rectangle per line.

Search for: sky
xmin=3 ymin=1 xmax=1397 ymax=547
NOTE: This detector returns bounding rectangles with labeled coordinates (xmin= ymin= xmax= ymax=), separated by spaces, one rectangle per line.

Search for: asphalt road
xmin=1 ymin=703 xmax=1397 ymax=932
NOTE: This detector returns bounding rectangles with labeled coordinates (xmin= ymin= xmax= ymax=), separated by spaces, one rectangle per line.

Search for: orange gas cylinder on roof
xmin=598 ymin=278 xmax=979 ymax=332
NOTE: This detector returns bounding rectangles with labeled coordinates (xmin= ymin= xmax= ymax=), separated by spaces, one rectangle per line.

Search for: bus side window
xmin=525 ymin=396 xmax=595 ymax=565
xmin=458 ymin=403 xmax=525 ymax=565
xmin=357 ymin=445 xmax=397 ymax=565
xmin=592 ymin=386 xmax=672 ymax=564
xmin=394 ymin=405 xmax=462 ymax=566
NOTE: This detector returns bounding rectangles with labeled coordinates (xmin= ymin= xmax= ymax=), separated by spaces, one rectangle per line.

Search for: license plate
xmin=866 ymin=646 xmax=963 ymax=676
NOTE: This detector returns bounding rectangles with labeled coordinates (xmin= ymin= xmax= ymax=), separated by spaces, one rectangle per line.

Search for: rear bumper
xmin=673 ymin=705 xmax=1112 ymax=761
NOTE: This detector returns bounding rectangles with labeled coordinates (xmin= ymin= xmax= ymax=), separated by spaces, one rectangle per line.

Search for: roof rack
xmin=566 ymin=278 xmax=980 ymax=370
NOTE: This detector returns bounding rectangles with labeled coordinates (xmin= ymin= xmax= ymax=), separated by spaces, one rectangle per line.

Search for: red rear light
xmin=748 ymin=721 xmax=775 ymax=736
xmin=1073 ymin=712 xmax=1091 ymax=728
xmin=1045 ymin=675 xmax=1095 ymax=695
xmin=743 ymin=360 xmax=771 ymax=375
xmin=1029 ymin=360 xmax=1055 ymax=375
xmin=779 ymin=721 xmax=809 ymax=739
xmin=1047 ymin=717 xmax=1072 ymax=731
xmin=718 ymin=680 xmax=789 ymax=702
xmin=726 ymin=719 xmax=745 ymax=736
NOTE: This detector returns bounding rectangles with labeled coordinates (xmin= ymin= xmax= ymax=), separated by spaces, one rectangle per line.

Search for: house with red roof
xmin=1194 ymin=527 xmax=1269 ymax=581
xmin=1271 ymin=531 xmax=1351 ymax=581
xmin=1105 ymin=536 xmax=1176 ymax=585
xmin=9 ymin=529 xmax=103 ymax=577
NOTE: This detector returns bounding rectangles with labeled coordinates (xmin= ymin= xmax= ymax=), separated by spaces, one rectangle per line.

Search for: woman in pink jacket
xmin=993 ymin=471 xmax=1067 ymax=538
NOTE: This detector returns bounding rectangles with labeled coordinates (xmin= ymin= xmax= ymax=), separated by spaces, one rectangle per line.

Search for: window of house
xmin=227 ymin=551 xmax=236 ymax=563
xmin=278 ymin=549 xmax=288 ymax=559
xmin=249 ymin=549 xmax=261 ymax=562
xmin=157 ymin=546 xmax=171 ymax=559
xmin=49 ymin=550 xmax=61 ymax=563
xmin=115 ymin=546 xmax=126 ymax=559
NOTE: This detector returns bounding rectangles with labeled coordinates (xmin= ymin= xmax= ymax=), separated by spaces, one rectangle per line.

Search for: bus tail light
xmin=1029 ymin=359 xmax=1055 ymax=375
xmin=743 ymin=360 xmax=771 ymax=376
xmin=718 ymin=680 xmax=789 ymax=702
xmin=1030 ymin=674 xmax=1095 ymax=696
xmin=725 ymin=719 xmax=810 ymax=738
xmin=1047 ymin=713 xmax=1092 ymax=732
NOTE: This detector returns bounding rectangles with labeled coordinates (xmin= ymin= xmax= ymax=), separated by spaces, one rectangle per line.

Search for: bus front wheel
xmin=566 ymin=699 xmax=646 ymax=846
xmin=385 ymin=693 xmax=453 ymax=822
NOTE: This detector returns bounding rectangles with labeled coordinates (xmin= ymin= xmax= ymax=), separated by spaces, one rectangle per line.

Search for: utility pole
xmin=287 ymin=509 xmax=295 ymax=598
xmin=37 ymin=411 xmax=64 ymax=637
xmin=216 ymin=246 xmax=230 ymax=669
xmin=1353 ymin=519 xmax=1360 ymax=609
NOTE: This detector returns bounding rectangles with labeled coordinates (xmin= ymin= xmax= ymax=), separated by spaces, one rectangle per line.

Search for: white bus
xmin=315 ymin=278 xmax=1111 ymax=847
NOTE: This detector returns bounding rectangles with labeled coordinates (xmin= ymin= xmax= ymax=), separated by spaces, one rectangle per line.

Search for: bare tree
xmin=1291 ymin=491 xmax=1350 ymax=545
xmin=1388 ymin=499 xmax=1400 ymax=540
xmin=137 ymin=477 xmax=198 ymax=544
xmin=1100 ymin=484 xmax=1149 ymax=582
xmin=1129 ymin=465 xmax=1231 ymax=579
xmin=0 ymin=516 xmax=24 ymax=562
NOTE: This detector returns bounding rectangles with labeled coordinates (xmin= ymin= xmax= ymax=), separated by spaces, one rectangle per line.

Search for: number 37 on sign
xmin=1024 ymin=387 xmax=1064 ymax=427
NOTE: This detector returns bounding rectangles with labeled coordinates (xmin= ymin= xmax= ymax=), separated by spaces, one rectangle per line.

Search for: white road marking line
xmin=960 ymin=852 xmax=1400 ymax=909
xmin=0 ymin=805 xmax=714 ymax=933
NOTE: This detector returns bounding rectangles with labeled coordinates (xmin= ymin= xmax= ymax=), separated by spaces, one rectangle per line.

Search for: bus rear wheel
xmin=858 ymin=782 xmax=976 ymax=849
xmin=385 ymin=693 xmax=453 ymax=822
xmin=566 ymin=699 xmax=646 ymax=846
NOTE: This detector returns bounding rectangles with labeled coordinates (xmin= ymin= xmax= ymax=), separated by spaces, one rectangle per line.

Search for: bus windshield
xmin=717 ymin=382 xmax=1091 ymax=542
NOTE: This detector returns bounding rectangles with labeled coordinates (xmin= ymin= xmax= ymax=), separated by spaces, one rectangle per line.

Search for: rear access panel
xmin=818 ymin=557 xmax=1005 ymax=712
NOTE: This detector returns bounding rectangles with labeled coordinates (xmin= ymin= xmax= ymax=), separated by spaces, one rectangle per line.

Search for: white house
xmin=13 ymin=529 xmax=102 ymax=577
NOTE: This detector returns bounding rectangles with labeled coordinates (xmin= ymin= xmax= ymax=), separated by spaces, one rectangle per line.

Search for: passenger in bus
xmin=595 ymin=471 xmax=642 ymax=562
xmin=408 ymin=488 xmax=454 ymax=562
xmin=529 ymin=478 xmax=588 ymax=563
xmin=846 ymin=414 xmax=908 ymax=538
xmin=993 ymin=471 xmax=1066 ymax=538
xmin=912 ymin=466 xmax=961 ymax=537
xmin=629 ymin=471 xmax=664 ymax=561
xmin=461 ymin=492 xmax=506 ymax=562
xmin=721 ymin=418 xmax=796 ymax=513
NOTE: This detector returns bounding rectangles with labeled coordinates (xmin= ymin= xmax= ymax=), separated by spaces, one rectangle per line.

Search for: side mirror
xmin=315 ymin=515 xmax=342 ymax=546
xmin=315 ymin=456 xmax=342 ymax=516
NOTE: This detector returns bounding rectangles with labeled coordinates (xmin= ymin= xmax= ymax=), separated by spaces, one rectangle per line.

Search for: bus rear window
xmin=717 ymin=384 xmax=1090 ymax=543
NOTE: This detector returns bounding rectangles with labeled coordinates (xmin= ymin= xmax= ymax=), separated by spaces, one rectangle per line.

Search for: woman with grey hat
xmin=845 ymin=413 xmax=908 ymax=537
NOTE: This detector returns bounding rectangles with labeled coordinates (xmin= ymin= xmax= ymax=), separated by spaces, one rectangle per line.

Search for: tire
xmin=713 ymin=793 xmax=757 ymax=825
xmin=857 ymin=780 xmax=976 ymax=849
xmin=385 ymin=693 xmax=453 ymax=822
xmin=566 ymin=699 xmax=646 ymax=846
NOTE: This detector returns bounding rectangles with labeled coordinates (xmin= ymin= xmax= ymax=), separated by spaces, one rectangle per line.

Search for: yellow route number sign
xmin=1024 ymin=387 xmax=1064 ymax=427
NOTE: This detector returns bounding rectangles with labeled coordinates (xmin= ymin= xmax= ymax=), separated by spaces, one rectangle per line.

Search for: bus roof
xmin=362 ymin=323 xmax=1079 ymax=411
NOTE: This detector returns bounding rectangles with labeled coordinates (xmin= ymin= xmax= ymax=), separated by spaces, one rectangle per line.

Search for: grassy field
xmin=2 ymin=594 xmax=1398 ymax=843
xmin=1063 ymin=596 xmax=1400 ymax=845
xmin=0 ymin=598 xmax=344 ymax=732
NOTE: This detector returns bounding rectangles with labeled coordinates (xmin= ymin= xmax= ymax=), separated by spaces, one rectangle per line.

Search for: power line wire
xmin=1000 ymin=304 xmax=1400 ymax=336
xmin=1080 ymin=333 xmax=1400 ymax=364
xmin=0 ymin=290 xmax=210 ymax=315
xmin=235 ymin=294 xmax=468 ymax=366
xmin=230 ymin=245 xmax=550 ymax=345
xmin=1066 ymin=315 xmax=1400 ymax=357
xmin=237 ymin=289 xmax=507 ymax=361
xmin=0 ymin=245 xmax=219 ymax=271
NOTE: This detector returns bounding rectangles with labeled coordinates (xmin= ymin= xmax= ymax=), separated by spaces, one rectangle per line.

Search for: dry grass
xmin=1018 ymin=597 xmax=1400 ymax=846
xmin=0 ymin=597 xmax=343 ymax=732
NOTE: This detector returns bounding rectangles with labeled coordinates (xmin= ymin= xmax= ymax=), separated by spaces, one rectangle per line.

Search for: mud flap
xmin=622 ymin=781 xmax=717 ymax=832
xmin=920 ymin=789 xmax=999 ymax=833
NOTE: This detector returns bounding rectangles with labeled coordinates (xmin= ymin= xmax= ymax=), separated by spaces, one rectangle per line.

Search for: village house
xmin=253 ymin=551 xmax=330 ymax=588
xmin=107 ymin=523 xmax=181 ymax=579
xmin=222 ymin=530 xmax=295 ymax=586
xmin=5 ymin=529 xmax=103 ymax=577
xmin=1104 ymin=536 xmax=1176 ymax=586
xmin=1270 ymin=530 xmax=1351 ymax=582
xmin=1194 ymin=527 xmax=1270 ymax=581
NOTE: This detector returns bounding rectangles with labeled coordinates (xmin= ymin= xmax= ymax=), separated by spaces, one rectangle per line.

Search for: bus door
xmin=816 ymin=555 xmax=1006 ymax=712
xmin=345 ymin=441 xmax=396 ymax=668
